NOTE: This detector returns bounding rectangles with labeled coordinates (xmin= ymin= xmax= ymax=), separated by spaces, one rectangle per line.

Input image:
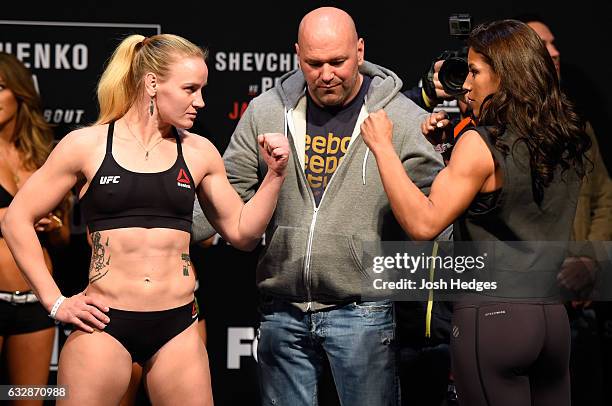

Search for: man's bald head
xmin=298 ymin=7 xmax=358 ymax=46
xmin=295 ymin=7 xmax=364 ymax=108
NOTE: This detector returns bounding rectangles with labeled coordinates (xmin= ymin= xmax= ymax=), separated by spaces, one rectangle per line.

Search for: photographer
xmin=403 ymin=60 xmax=452 ymax=111
xmin=404 ymin=14 xmax=475 ymax=164
xmin=397 ymin=16 xmax=474 ymax=406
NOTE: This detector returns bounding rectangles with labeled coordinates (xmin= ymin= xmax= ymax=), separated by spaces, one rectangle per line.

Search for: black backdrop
xmin=2 ymin=1 xmax=611 ymax=404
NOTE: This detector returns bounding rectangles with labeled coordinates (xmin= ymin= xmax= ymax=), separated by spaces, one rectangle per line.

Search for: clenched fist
xmin=258 ymin=133 xmax=290 ymax=177
xmin=360 ymin=110 xmax=394 ymax=154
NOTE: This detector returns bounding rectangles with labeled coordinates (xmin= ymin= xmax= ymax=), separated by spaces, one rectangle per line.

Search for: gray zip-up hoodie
xmin=192 ymin=61 xmax=445 ymax=305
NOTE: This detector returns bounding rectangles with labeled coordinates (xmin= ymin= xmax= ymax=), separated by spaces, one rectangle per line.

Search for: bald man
xmin=192 ymin=7 xmax=444 ymax=405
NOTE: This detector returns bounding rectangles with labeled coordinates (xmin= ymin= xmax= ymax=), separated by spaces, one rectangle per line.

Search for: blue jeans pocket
xmin=352 ymin=300 xmax=393 ymax=317
xmin=354 ymin=300 xmax=393 ymax=311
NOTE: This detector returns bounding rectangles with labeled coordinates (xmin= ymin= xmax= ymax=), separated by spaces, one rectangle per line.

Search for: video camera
xmin=423 ymin=13 xmax=472 ymax=99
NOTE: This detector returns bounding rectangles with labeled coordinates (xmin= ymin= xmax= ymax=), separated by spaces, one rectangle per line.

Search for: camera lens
xmin=439 ymin=57 xmax=469 ymax=96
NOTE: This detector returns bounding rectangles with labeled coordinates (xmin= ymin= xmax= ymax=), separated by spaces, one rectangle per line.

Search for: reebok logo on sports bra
xmin=177 ymin=168 xmax=191 ymax=189
xmin=100 ymin=175 xmax=120 ymax=184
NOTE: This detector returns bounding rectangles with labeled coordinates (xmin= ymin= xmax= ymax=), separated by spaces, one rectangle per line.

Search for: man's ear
xmin=295 ymin=43 xmax=302 ymax=70
xmin=357 ymin=38 xmax=365 ymax=65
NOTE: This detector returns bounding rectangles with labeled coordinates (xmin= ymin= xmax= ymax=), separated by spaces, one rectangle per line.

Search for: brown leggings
xmin=450 ymin=303 xmax=570 ymax=406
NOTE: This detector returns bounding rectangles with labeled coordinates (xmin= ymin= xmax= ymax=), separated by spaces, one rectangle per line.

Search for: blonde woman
xmin=1 ymin=35 xmax=289 ymax=405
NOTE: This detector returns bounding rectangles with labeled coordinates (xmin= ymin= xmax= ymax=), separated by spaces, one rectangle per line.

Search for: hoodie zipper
xmin=285 ymin=93 xmax=371 ymax=310
xmin=302 ymin=150 xmax=350 ymax=309
xmin=286 ymin=110 xmax=369 ymax=311
xmin=304 ymin=206 xmax=318 ymax=310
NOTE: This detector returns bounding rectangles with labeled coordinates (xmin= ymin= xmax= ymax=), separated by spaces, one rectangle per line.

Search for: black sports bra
xmin=79 ymin=122 xmax=195 ymax=233
xmin=0 ymin=184 xmax=13 ymax=209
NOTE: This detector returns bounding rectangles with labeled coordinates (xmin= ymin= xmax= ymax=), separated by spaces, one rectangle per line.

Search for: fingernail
xmin=436 ymin=122 xmax=444 ymax=128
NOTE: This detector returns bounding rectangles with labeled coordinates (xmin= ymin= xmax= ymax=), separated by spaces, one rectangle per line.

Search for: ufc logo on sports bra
xmin=100 ymin=176 xmax=121 ymax=185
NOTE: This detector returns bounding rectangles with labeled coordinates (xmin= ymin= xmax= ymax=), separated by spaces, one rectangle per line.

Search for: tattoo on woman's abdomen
xmin=89 ymin=232 xmax=111 ymax=284
xmin=181 ymin=253 xmax=191 ymax=276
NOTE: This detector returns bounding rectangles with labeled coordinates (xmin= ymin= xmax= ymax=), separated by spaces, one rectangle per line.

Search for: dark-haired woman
xmin=360 ymin=20 xmax=590 ymax=406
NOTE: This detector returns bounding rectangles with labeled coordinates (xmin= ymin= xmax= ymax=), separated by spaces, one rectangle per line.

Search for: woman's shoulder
xmin=455 ymin=128 xmax=488 ymax=149
xmin=450 ymin=129 xmax=497 ymax=174
xmin=177 ymin=129 xmax=223 ymax=180
xmin=179 ymin=129 xmax=219 ymax=156
xmin=47 ymin=125 xmax=109 ymax=167
xmin=60 ymin=124 xmax=109 ymax=149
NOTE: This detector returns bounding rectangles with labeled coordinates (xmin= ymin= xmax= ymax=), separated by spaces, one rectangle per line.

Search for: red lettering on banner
xmin=228 ymin=101 xmax=249 ymax=120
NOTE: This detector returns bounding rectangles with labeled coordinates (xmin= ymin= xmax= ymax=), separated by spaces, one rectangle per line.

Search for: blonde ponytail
xmin=96 ymin=35 xmax=145 ymax=124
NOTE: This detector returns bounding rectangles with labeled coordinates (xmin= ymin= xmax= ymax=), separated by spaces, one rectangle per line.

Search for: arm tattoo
xmin=181 ymin=253 xmax=191 ymax=276
xmin=89 ymin=232 xmax=111 ymax=284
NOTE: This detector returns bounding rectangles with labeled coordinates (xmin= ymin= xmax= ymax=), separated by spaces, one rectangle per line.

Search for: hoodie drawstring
xmin=425 ymin=241 xmax=439 ymax=338
xmin=284 ymin=108 xmax=288 ymax=138
xmin=362 ymin=147 xmax=370 ymax=185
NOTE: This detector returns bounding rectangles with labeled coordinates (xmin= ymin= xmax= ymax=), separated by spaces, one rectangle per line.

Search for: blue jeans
xmin=257 ymin=299 xmax=399 ymax=406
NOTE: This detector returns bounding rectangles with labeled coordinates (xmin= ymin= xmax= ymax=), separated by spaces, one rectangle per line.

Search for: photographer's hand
xmin=431 ymin=61 xmax=453 ymax=100
xmin=422 ymin=60 xmax=454 ymax=107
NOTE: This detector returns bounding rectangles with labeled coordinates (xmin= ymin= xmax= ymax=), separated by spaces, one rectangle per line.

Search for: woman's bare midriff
xmin=84 ymin=227 xmax=196 ymax=311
